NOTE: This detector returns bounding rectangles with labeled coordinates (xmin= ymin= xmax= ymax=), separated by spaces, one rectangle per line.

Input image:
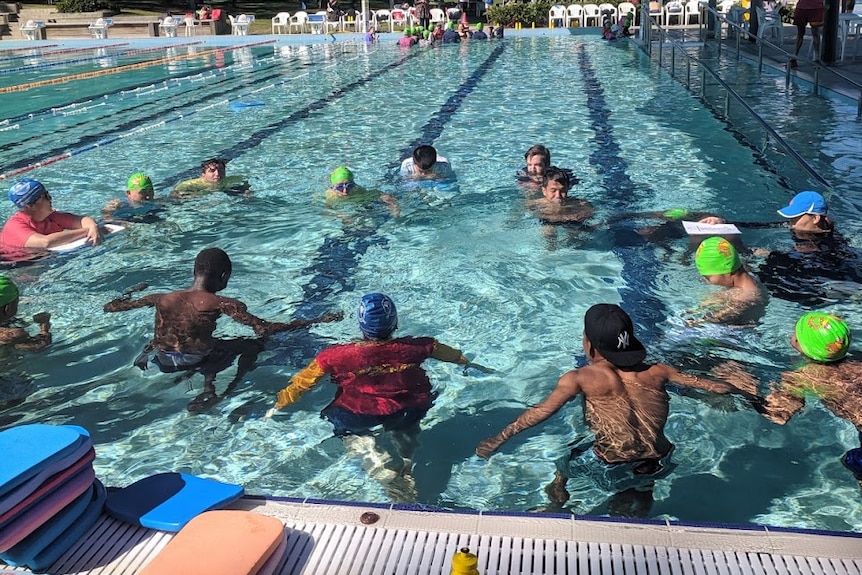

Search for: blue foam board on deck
xmin=105 ymin=473 xmax=244 ymax=532
xmin=0 ymin=425 xmax=89 ymax=499
xmin=28 ymin=479 xmax=106 ymax=572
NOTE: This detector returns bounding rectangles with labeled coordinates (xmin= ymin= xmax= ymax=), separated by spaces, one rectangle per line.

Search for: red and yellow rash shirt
xmin=275 ymin=336 xmax=461 ymax=415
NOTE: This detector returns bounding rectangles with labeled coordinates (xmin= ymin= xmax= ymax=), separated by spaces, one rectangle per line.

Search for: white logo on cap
xmin=617 ymin=331 xmax=630 ymax=350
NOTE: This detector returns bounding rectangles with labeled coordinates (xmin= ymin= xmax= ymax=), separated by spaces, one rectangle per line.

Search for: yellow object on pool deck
xmin=139 ymin=510 xmax=284 ymax=575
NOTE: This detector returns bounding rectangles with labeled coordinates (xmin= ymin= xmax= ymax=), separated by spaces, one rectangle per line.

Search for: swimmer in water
xmin=325 ymin=166 xmax=399 ymax=217
xmin=0 ymin=275 xmax=51 ymax=351
xmin=399 ymin=145 xmax=455 ymax=180
xmin=714 ymin=312 xmax=862 ymax=489
xmin=171 ymin=158 xmax=251 ymax=198
xmin=266 ymin=292 xmax=489 ymax=503
xmin=687 ymin=236 xmax=765 ymax=326
xmin=104 ymin=247 xmax=343 ymax=413
xmin=102 ymin=173 xmax=166 ymax=224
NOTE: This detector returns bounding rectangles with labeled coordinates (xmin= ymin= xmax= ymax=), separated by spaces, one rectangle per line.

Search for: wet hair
xmin=542 ymin=166 xmax=570 ymax=189
xmin=412 ymin=145 xmax=438 ymax=170
xmin=200 ymin=158 xmax=227 ymax=171
xmin=524 ymin=144 xmax=551 ymax=167
xmin=194 ymin=247 xmax=232 ymax=290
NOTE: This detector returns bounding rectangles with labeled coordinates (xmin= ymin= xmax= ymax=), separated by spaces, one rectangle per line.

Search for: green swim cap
xmin=694 ymin=236 xmax=740 ymax=276
xmin=0 ymin=275 xmax=19 ymax=307
xmin=330 ymin=166 xmax=354 ymax=186
xmin=476 ymin=22 xmax=483 ymax=30
xmin=447 ymin=22 xmax=454 ymax=30
xmin=663 ymin=208 xmax=689 ymax=220
xmin=405 ymin=26 xmax=412 ymax=34
xmin=795 ymin=312 xmax=850 ymax=363
xmin=423 ymin=29 xmax=430 ymax=38
xmin=126 ymin=173 xmax=153 ymax=192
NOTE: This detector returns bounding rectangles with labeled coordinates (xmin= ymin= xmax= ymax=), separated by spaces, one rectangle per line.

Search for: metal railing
xmin=636 ymin=7 xmax=832 ymax=189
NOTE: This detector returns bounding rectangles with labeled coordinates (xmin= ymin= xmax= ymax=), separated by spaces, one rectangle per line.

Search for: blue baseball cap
xmin=8 ymin=179 xmax=47 ymax=208
xmin=777 ymin=191 xmax=827 ymax=218
xmin=358 ymin=293 xmax=398 ymax=339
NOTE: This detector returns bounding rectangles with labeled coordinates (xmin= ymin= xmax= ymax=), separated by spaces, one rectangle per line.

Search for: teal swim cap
xmin=695 ymin=237 xmax=740 ymax=276
xmin=0 ymin=275 xmax=19 ymax=307
xmin=795 ymin=312 xmax=850 ymax=363
xmin=330 ymin=166 xmax=354 ymax=186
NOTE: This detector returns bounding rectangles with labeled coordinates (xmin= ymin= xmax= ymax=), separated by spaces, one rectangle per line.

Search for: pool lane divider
xmin=0 ymin=44 xmax=353 ymax=182
xmin=0 ymin=44 xmax=59 ymax=54
xmin=574 ymin=43 xmax=667 ymax=339
xmin=0 ymin=43 xmax=130 ymax=64
xmin=292 ymin=43 xmax=507 ymax=321
xmin=1 ymin=50 xmax=282 ymax=127
xmin=0 ymin=41 xmax=203 ymax=76
xmin=0 ymin=39 xmax=275 ymax=94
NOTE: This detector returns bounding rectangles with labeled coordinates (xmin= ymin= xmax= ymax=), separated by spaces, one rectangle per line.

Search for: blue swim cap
xmin=8 ymin=179 xmax=46 ymax=208
xmin=358 ymin=293 xmax=397 ymax=339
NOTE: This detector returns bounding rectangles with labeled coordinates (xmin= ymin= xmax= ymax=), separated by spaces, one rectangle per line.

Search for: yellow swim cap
xmin=795 ymin=312 xmax=850 ymax=363
xmin=330 ymin=166 xmax=354 ymax=186
xmin=695 ymin=236 xmax=740 ymax=276
xmin=0 ymin=275 xmax=19 ymax=307
xmin=127 ymin=173 xmax=153 ymax=192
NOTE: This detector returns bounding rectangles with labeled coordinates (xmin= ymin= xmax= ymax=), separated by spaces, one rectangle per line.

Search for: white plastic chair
xmin=184 ymin=16 xmax=198 ymax=36
xmin=232 ymin=14 xmax=253 ymax=35
xmin=549 ymin=4 xmax=568 ymax=27
xmin=89 ymin=17 xmax=112 ymax=39
xmin=373 ymin=9 xmax=391 ymax=31
xmin=664 ymin=1 xmax=684 ymax=25
xmin=754 ymin=6 xmax=782 ymax=44
xmin=430 ymin=8 xmax=446 ymax=25
xmin=289 ymin=11 xmax=309 ymax=33
xmin=617 ymin=2 xmax=637 ymax=25
xmin=582 ymin=3 xmax=601 ymax=26
xmin=598 ymin=3 xmax=618 ymax=24
xmin=317 ymin=11 xmax=339 ymax=32
xmin=307 ymin=12 xmax=326 ymax=33
xmin=683 ymin=0 xmax=701 ymax=24
xmin=566 ymin=4 xmax=585 ymax=27
xmin=272 ymin=11 xmax=290 ymax=33
xmin=159 ymin=16 xmax=180 ymax=37
xmin=20 ymin=19 xmax=44 ymax=40
xmin=648 ymin=0 xmax=664 ymax=25
xmin=839 ymin=14 xmax=862 ymax=60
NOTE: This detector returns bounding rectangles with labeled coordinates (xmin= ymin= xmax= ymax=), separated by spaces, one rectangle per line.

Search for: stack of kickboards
xmin=0 ymin=424 xmax=105 ymax=572
xmin=106 ymin=472 xmax=287 ymax=575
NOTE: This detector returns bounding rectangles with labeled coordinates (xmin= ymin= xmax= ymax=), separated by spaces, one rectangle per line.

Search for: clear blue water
xmin=1 ymin=35 xmax=861 ymax=532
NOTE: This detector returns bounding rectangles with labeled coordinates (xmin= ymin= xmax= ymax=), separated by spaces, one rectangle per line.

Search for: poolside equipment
xmin=104 ymin=472 xmax=244 ymax=532
xmin=451 ymin=547 xmax=480 ymax=574
xmin=138 ymin=510 xmax=287 ymax=575
xmin=795 ymin=312 xmax=850 ymax=363
xmin=694 ymin=236 xmax=741 ymax=276
xmin=47 ymin=223 xmax=125 ymax=253
xmin=0 ymin=424 xmax=104 ymax=570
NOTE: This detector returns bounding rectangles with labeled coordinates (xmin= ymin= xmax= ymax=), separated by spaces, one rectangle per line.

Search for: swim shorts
xmin=555 ymin=441 xmax=676 ymax=493
xmin=321 ymin=402 xmax=433 ymax=438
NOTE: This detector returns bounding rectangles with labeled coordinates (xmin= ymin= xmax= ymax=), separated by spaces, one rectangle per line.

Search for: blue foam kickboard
xmin=0 ymin=479 xmax=96 ymax=567
xmin=28 ymin=479 xmax=106 ymax=572
xmin=0 ymin=425 xmax=89 ymax=499
xmin=105 ymin=473 xmax=244 ymax=532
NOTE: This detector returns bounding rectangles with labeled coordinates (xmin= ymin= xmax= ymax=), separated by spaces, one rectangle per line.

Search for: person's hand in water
xmin=462 ymin=361 xmax=495 ymax=375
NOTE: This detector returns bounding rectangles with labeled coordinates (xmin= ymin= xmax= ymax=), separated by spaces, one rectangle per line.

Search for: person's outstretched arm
xmin=265 ymin=358 xmax=328 ymax=418
xmin=476 ymin=370 xmax=581 ymax=459
xmin=431 ymin=341 xmax=494 ymax=373
xmin=220 ymin=298 xmax=342 ymax=337
xmin=104 ymin=293 xmax=159 ymax=312
xmin=0 ymin=312 xmax=51 ymax=351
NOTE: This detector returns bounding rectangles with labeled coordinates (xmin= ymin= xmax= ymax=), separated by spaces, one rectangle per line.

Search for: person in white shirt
xmin=399 ymin=145 xmax=455 ymax=179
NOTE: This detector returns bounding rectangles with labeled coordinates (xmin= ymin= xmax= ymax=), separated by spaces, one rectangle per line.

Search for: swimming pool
xmin=1 ymin=34 xmax=861 ymax=533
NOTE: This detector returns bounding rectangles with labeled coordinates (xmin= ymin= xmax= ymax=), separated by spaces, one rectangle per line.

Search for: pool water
xmin=1 ymin=36 xmax=861 ymax=532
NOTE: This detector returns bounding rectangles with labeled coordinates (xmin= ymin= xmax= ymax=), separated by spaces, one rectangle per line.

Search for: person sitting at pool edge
xmin=714 ymin=312 xmax=862 ymax=488
xmin=689 ymin=236 xmax=764 ymax=326
xmin=0 ymin=179 xmax=102 ymax=252
xmin=102 ymin=173 xmax=165 ymax=224
xmin=325 ymin=167 xmax=399 ymax=217
xmin=265 ymin=292 xmax=490 ymax=502
xmin=400 ymin=145 xmax=455 ymax=179
xmin=0 ymin=275 xmax=51 ymax=352
xmin=171 ymin=157 xmax=250 ymax=199
xmin=103 ymin=247 xmax=343 ymax=412
xmin=475 ymin=303 xmax=759 ymax=516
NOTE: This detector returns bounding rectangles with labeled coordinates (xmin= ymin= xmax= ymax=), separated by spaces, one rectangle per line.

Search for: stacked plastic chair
xmin=0 ymin=424 xmax=105 ymax=572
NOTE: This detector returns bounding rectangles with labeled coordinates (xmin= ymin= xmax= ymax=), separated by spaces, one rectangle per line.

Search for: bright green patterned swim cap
xmin=663 ymin=208 xmax=689 ymax=220
xmin=126 ymin=173 xmax=153 ymax=192
xmin=795 ymin=312 xmax=850 ymax=363
xmin=330 ymin=166 xmax=354 ymax=185
xmin=694 ymin=236 xmax=740 ymax=276
xmin=0 ymin=275 xmax=20 ymax=307
xmin=476 ymin=22 xmax=483 ymax=30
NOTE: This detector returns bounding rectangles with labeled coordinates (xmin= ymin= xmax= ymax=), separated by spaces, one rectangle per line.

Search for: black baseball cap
xmin=584 ymin=304 xmax=646 ymax=367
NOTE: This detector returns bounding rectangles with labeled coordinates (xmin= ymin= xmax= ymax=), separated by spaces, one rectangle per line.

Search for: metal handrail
xmin=638 ymin=11 xmax=832 ymax=189
xmin=707 ymin=5 xmax=862 ymax=117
